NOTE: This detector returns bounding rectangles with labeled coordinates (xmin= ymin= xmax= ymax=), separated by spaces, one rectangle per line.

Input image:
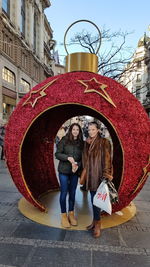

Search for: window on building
xmin=20 ymin=78 xmax=30 ymax=93
xmin=136 ymin=74 xmax=141 ymax=82
xmin=34 ymin=12 xmax=37 ymax=51
xmin=21 ymin=52 xmax=28 ymax=69
xmin=2 ymin=31 xmax=13 ymax=58
xmin=33 ymin=64 xmax=39 ymax=79
xmin=135 ymin=86 xmax=141 ymax=100
xmin=20 ymin=0 xmax=25 ymax=35
xmin=2 ymin=67 xmax=15 ymax=85
xmin=3 ymin=102 xmax=15 ymax=120
xmin=2 ymin=0 xmax=10 ymax=16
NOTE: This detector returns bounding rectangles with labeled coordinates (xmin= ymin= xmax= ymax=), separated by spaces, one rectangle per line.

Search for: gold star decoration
xmin=78 ymin=77 xmax=116 ymax=108
xmin=132 ymin=155 xmax=150 ymax=195
xmin=22 ymin=78 xmax=57 ymax=108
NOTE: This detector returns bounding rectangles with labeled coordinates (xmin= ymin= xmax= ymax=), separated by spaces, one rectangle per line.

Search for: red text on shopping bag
xmin=97 ymin=192 xmax=107 ymax=201
xmin=93 ymin=181 xmax=112 ymax=214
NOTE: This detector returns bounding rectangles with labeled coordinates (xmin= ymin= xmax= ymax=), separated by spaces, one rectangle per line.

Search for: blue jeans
xmin=59 ymin=173 xmax=78 ymax=213
xmin=90 ymin=191 xmax=101 ymax=221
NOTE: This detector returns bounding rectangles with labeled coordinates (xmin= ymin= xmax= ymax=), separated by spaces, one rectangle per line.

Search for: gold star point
xmin=22 ymin=78 xmax=57 ymax=108
xmin=132 ymin=156 xmax=150 ymax=195
xmin=78 ymin=77 xmax=116 ymax=108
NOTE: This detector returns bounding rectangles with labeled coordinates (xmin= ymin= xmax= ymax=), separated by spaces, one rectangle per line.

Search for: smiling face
xmin=71 ymin=125 xmax=80 ymax=139
xmin=88 ymin=124 xmax=99 ymax=138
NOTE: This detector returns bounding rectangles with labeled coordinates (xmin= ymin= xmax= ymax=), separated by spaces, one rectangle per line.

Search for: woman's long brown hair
xmin=65 ymin=123 xmax=83 ymax=146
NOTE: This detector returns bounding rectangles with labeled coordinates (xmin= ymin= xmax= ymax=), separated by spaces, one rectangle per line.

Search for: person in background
xmin=80 ymin=124 xmax=89 ymax=191
xmin=55 ymin=126 xmax=66 ymax=148
xmin=0 ymin=124 xmax=5 ymax=160
xmin=55 ymin=123 xmax=84 ymax=228
xmin=82 ymin=124 xmax=89 ymax=139
xmin=57 ymin=126 xmax=66 ymax=141
xmin=81 ymin=122 xmax=113 ymax=238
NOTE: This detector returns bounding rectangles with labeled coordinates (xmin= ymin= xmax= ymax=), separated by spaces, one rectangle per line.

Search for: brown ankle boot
xmin=68 ymin=211 xmax=77 ymax=226
xmin=93 ymin=220 xmax=101 ymax=238
xmin=61 ymin=213 xmax=71 ymax=228
xmin=86 ymin=220 xmax=95 ymax=230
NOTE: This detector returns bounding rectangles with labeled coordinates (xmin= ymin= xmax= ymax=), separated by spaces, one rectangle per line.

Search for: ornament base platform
xmin=18 ymin=185 xmax=136 ymax=230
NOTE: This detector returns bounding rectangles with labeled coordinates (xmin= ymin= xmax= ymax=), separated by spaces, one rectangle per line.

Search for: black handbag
xmin=104 ymin=178 xmax=119 ymax=203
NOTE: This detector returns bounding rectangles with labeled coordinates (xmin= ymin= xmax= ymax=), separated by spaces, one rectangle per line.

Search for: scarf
xmin=82 ymin=134 xmax=104 ymax=191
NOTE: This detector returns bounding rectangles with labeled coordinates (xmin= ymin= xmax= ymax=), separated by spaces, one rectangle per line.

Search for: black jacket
xmin=55 ymin=136 xmax=83 ymax=175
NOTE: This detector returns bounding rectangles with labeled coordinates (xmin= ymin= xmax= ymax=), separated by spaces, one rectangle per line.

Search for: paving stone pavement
xmin=0 ymin=160 xmax=150 ymax=267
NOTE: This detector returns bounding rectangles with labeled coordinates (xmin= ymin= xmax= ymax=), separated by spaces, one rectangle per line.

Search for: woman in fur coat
xmin=81 ymin=121 xmax=113 ymax=238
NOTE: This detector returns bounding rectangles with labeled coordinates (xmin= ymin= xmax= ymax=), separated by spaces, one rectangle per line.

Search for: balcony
xmin=43 ymin=64 xmax=54 ymax=77
xmin=44 ymin=42 xmax=52 ymax=59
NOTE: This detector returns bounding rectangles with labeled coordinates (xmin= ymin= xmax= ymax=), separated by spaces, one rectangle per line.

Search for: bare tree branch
xmin=67 ymin=26 xmax=149 ymax=100
xmin=69 ymin=27 xmax=134 ymax=79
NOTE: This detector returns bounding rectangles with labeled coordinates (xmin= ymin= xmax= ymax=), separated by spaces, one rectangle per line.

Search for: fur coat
xmin=82 ymin=134 xmax=113 ymax=191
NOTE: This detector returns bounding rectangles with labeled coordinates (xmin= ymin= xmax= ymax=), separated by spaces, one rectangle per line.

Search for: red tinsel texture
xmin=4 ymin=71 xmax=150 ymax=212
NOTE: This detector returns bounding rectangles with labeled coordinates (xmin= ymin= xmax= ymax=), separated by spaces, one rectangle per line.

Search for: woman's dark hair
xmin=88 ymin=121 xmax=100 ymax=129
xmin=65 ymin=123 xmax=83 ymax=146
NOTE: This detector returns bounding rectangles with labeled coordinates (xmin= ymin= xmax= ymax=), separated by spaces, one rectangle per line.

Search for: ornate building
xmin=0 ymin=0 xmax=55 ymax=121
xmin=120 ymin=32 xmax=150 ymax=117
xmin=144 ymin=35 xmax=150 ymax=116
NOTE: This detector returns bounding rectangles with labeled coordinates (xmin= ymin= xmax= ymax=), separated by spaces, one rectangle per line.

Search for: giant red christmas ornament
xmin=4 ymin=21 xmax=150 ymax=214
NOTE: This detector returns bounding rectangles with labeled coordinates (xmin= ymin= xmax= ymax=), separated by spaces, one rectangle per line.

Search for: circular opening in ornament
xmin=54 ymin=115 xmax=114 ymax=181
xmin=21 ymin=104 xmax=123 ymax=200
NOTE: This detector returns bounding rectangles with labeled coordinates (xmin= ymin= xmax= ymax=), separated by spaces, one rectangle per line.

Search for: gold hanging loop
xmin=64 ymin=19 xmax=102 ymax=55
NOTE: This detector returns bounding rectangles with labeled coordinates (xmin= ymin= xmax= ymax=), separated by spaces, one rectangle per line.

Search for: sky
xmin=45 ymin=0 xmax=150 ymax=64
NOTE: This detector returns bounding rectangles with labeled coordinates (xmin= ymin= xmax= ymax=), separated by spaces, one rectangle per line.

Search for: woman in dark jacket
xmin=82 ymin=122 xmax=113 ymax=238
xmin=55 ymin=123 xmax=83 ymax=228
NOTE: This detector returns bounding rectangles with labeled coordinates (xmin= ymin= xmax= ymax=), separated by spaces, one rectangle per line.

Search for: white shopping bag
xmin=93 ymin=180 xmax=112 ymax=215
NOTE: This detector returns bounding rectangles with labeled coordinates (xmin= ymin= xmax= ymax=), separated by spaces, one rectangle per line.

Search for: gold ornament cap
xmin=65 ymin=52 xmax=98 ymax=73
xmin=64 ymin=20 xmax=101 ymax=73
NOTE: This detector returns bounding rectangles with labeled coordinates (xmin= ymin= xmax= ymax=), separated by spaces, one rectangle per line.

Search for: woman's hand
xmin=103 ymin=176 xmax=113 ymax=182
xmin=72 ymin=162 xmax=78 ymax=173
xmin=72 ymin=162 xmax=78 ymax=167
xmin=67 ymin=157 xmax=75 ymax=164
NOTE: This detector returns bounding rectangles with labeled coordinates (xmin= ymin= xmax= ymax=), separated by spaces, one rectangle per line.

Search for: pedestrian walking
xmin=55 ymin=123 xmax=84 ymax=228
xmin=0 ymin=125 xmax=5 ymax=160
xmin=81 ymin=121 xmax=113 ymax=237
xmin=56 ymin=126 xmax=66 ymax=146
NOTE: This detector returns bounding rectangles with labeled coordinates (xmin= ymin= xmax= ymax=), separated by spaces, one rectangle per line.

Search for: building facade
xmin=120 ymin=33 xmax=150 ymax=117
xmin=0 ymin=0 xmax=55 ymax=122
xmin=144 ymin=36 xmax=150 ymax=116
xmin=51 ymin=50 xmax=65 ymax=76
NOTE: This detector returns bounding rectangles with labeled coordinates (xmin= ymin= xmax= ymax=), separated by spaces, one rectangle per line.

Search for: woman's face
xmin=88 ymin=124 xmax=99 ymax=138
xmin=71 ymin=125 xmax=80 ymax=139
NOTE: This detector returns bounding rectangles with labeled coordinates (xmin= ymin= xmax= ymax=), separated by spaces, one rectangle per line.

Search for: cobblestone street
xmin=0 ymin=160 xmax=150 ymax=267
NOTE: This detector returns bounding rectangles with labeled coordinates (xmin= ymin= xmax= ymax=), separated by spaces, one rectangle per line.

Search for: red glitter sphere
xmin=4 ymin=71 xmax=150 ymax=212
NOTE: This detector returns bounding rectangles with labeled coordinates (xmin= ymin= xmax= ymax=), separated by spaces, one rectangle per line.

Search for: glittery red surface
xmin=5 ymin=71 xmax=150 ymax=212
